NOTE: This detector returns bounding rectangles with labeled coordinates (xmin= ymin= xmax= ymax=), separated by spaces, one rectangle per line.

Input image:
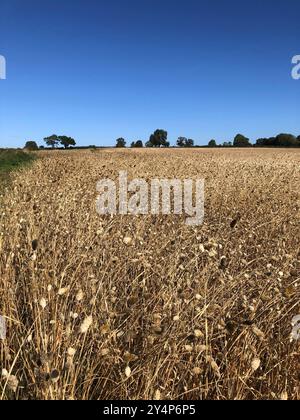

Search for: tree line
xmin=116 ymin=131 xmax=300 ymax=148
xmin=24 ymin=131 xmax=300 ymax=150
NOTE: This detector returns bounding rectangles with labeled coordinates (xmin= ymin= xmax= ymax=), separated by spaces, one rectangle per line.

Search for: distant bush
xmin=116 ymin=138 xmax=126 ymax=148
xmin=24 ymin=141 xmax=38 ymax=151
xmin=208 ymin=139 xmax=217 ymax=148
xmin=177 ymin=137 xmax=195 ymax=148
xmin=233 ymin=134 xmax=251 ymax=147
xmin=131 ymin=140 xmax=143 ymax=148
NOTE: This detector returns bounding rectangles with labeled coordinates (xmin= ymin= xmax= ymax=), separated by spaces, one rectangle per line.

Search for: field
xmin=0 ymin=148 xmax=300 ymax=400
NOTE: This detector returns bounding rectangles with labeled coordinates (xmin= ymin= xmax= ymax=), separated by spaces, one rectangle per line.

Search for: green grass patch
xmin=0 ymin=149 xmax=36 ymax=188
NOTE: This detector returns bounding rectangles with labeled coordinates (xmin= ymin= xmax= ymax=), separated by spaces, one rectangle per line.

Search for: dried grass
xmin=0 ymin=148 xmax=300 ymax=400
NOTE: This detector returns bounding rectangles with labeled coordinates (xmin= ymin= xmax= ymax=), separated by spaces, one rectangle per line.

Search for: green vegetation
xmin=0 ymin=149 xmax=36 ymax=187
xmin=176 ymin=137 xmax=195 ymax=148
xmin=116 ymin=138 xmax=127 ymax=148
xmin=131 ymin=140 xmax=144 ymax=148
xmin=146 ymin=129 xmax=170 ymax=148
xmin=44 ymin=134 xmax=76 ymax=149
xmin=24 ymin=141 xmax=39 ymax=151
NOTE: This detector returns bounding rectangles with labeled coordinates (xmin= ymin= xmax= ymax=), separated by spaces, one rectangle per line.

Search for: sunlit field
xmin=1 ymin=148 xmax=299 ymax=400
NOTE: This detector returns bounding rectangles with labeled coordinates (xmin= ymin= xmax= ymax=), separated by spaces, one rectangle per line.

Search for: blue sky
xmin=0 ymin=0 xmax=300 ymax=147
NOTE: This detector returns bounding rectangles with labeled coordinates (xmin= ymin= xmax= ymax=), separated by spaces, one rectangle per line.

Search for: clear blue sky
xmin=0 ymin=0 xmax=300 ymax=147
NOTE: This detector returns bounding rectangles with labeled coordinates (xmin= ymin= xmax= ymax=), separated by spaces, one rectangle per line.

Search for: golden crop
xmin=0 ymin=148 xmax=300 ymax=400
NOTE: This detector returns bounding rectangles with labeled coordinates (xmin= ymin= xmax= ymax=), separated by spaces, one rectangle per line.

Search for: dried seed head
xmin=193 ymin=367 xmax=203 ymax=375
xmin=251 ymin=358 xmax=261 ymax=371
xmin=67 ymin=347 xmax=76 ymax=357
xmin=100 ymin=348 xmax=109 ymax=356
xmin=7 ymin=375 xmax=19 ymax=393
xmin=252 ymin=325 xmax=265 ymax=340
xmin=76 ymin=290 xmax=84 ymax=302
xmin=80 ymin=316 xmax=93 ymax=334
xmin=154 ymin=389 xmax=161 ymax=400
xmin=123 ymin=237 xmax=133 ymax=246
xmin=194 ymin=329 xmax=204 ymax=338
xmin=125 ymin=366 xmax=131 ymax=378
xmin=39 ymin=298 xmax=47 ymax=309
xmin=58 ymin=287 xmax=69 ymax=296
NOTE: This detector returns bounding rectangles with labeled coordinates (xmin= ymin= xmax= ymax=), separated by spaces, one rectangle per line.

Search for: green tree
xmin=44 ymin=135 xmax=59 ymax=148
xmin=145 ymin=140 xmax=154 ymax=148
xmin=222 ymin=142 xmax=232 ymax=147
xmin=276 ymin=133 xmax=298 ymax=147
xmin=256 ymin=134 xmax=300 ymax=148
xmin=148 ymin=129 xmax=168 ymax=147
xmin=233 ymin=134 xmax=251 ymax=147
xmin=177 ymin=137 xmax=194 ymax=148
xmin=59 ymin=136 xmax=76 ymax=149
xmin=116 ymin=138 xmax=126 ymax=148
xmin=131 ymin=140 xmax=143 ymax=148
xmin=177 ymin=137 xmax=187 ymax=147
xmin=135 ymin=140 xmax=143 ymax=148
xmin=24 ymin=141 xmax=38 ymax=151
xmin=208 ymin=139 xmax=217 ymax=148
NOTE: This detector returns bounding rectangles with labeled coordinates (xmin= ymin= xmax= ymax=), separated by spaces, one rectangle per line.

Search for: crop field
xmin=0 ymin=148 xmax=300 ymax=400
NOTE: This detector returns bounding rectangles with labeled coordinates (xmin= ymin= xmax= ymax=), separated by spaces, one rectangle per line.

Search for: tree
xmin=145 ymin=140 xmax=154 ymax=148
xmin=116 ymin=138 xmax=126 ymax=148
xmin=222 ymin=141 xmax=232 ymax=147
xmin=177 ymin=137 xmax=194 ymax=148
xmin=59 ymin=136 xmax=76 ymax=149
xmin=24 ymin=141 xmax=38 ymax=151
xmin=256 ymin=134 xmax=300 ymax=148
xmin=131 ymin=140 xmax=143 ymax=148
xmin=177 ymin=137 xmax=187 ymax=147
xmin=208 ymin=139 xmax=217 ymax=148
xmin=44 ymin=134 xmax=59 ymax=148
xmin=233 ymin=134 xmax=251 ymax=147
xmin=148 ymin=129 xmax=169 ymax=147
xmin=135 ymin=140 xmax=143 ymax=148
xmin=276 ymin=133 xmax=298 ymax=147
xmin=186 ymin=139 xmax=194 ymax=148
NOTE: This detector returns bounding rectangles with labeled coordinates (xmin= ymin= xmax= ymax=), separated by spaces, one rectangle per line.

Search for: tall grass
xmin=0 ymin=149 xmax=36 ymax=188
